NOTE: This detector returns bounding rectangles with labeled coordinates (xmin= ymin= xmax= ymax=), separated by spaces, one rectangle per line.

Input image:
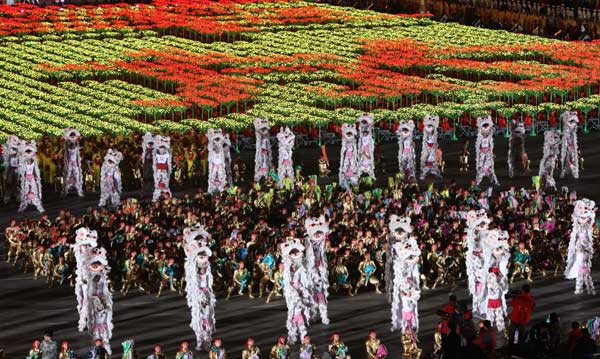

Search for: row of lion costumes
xmin=74 ymin=227 xmax=113 ymax=354
xmin=395 ymin=115 xmax=443 ymax=183
xmin=339 ymin=114 xmax=375 ymax=189
xmin=253 ymin=118 xmax=296 ymax=189
xmin=538 ymin=112 xmax=582 ymax=189
xmin=2 ymin=135 xmax=45 ymax=212
xmin=183 ymin=224 xmax=216 ymax=351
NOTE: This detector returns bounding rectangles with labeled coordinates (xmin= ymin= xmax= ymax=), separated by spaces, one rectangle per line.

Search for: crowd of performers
xmin=26 ymin=331 xmax=384 ymax=359
xmin=8 ymin=169 xmax=599 ymax=355
xmin=0 ymin=111 xmax=585 ymax=213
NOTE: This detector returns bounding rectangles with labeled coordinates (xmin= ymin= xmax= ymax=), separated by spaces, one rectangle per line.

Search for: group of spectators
xmin=427 ymin=0 xmax=600 ymax=40
xmin=323 ymin=0 xmax=600 ymax=40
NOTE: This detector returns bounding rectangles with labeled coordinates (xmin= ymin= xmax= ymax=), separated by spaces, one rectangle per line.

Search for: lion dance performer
xmin=277 ymin=126 xmax=295 ymax=188
xmin=357 ymin=113 xmax=375 ymax=179
xmin=565 ymin=198 xmax=597 ymax=295
xmin=560 ymin=111 xmax=580 ymax=179
xmin=207 ymin=129 xmax=228 ymax=194
xmin=339 ymin=123 xmax=359 ymax=189
xmin=152 ymin=135 xmax=172 ymax=201
xmin=508 ymin=119 xmax=528 ymax=178
xmin=62 ymin=128 xmax=84 ymax=197
xmin=183 ymin=224 xmax=216 ymax=350
xmin=18 ymin=140 xmax=44 ymax=213
xmin=465 ymin=209 xmax=491 ymax=317
xmin=74 ymin=227 xmax=98 ymax=334
xmin=2 ymin=135 xmax=21 ymax=205
xmin=539 ymin=129 xmax=561 ymax=189
xmin=98 ymin=149 xmax=122 ymax=207
xmin=475 ymin=115 xmax=499 ymax=186
xmin=223 ymin=133 xmax=233 ymax=186
xmin=420 ymin=114 xmax=441 ymax=180
xmin=389 ymin=216 xmax=421 ymax=339
xmin=141 ymin=132 xmax=155 ymax=198
xmin=480 ymin=229 xmax=510 ymax=332
xmin=282 ymin=240 xmax=312 ymax=344
xmin=305 ymin=215 xmax=330 ymax=325
xmin=82 ymin=246 xmax=113 ymax=354
xmin=254 ymin=118 xmax=272 ymax=182
xmin=396 ymin=120 xmax=416 ymax=182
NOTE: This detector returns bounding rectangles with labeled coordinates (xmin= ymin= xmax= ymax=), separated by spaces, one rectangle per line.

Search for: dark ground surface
xmin=1 ymin=131 xmax=600 ymax=358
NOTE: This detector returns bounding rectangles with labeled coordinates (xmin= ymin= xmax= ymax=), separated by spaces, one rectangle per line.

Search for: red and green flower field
xmin=2 ymin=0 xmax=600 ymax=140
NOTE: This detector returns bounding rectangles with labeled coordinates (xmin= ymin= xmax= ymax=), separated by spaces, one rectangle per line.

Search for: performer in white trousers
xmin=73 ymin=227 xmax=98 ymax=333
xmin=339 ymin=123 xmax=359 ymax=189
xmin=357 ymin=113 xmax=375 ymax=179
xmin=475 ymin=115 xmax=499 ymax=186
xmin=388 ymin=215 xmax=421 ymax=336
xmin=277 ymin=126 xmax=295 ymax=188
xmin=420 ymin=114 xmax=442 ymax=180
xmin=152 ymin=135 xmax=172 ymax=202
xmin=565 ymin=198 xmax=597 ymax=295
xmin=18 ymin=140 xmax=44 ymax=213
xmin=62 ymin=128 xmax=84 ymax=197
xmin=183 ymin=225 xmax=216 ymax=351
xmin=560 ymin=111 xmax=580 ymax=179
xmin=480 ymin=229 xmax=510 ymax=332
xmin=282 ymin=241 xmax=312 ymax=345
xmin=83 ymin=247 xmax=113 ymax=354
xmin=98 ymin=149 xmax=123 ymax=207
xmin=254 ymin=118 xmax=272 ymax=182
xmin=539 ymin=129 xmax=561 ymax=190
xmin=304 ymin=215 xmax=330 ymax=325
xmin=396 ymin=120 xmax=416 ymax=182
xmin=2 ymin=135 xmax=21 ymax=205
xmin=207 ymin=128 xmax=228 ymax=194
xmin=507 ymin=119 xmax=527 ymax=178
xmin=465 ymin=209 xmax=491 ymax=317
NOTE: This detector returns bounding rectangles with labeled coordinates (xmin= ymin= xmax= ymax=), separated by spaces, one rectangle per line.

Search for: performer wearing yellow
xmin=354 ymin=252 xmax=381 ymax=295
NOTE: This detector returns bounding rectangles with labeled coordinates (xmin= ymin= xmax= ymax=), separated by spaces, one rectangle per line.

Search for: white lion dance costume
xmin=282 ymin=241 xmax=312 ymax=344
xmin=277 ymin=126 xmax=295 ymax=188
xmin=83 ymin=246 xmax=113 ymax=354
xmin=62 ymin=128 xmax=84 ymax=197
xmin=389 ymin=215 xmax=421 ymax=335
xmin=480 ymin=229 xmax=510 ymax=332
xmin=475 ymin=115 xmax=499 ymax=186
xmin=420 ymin=114 xmax=441 ymax=180
xmin=465 ymin=209 xmax=491 ymax=317
xmin=396 ymin=120 xmax=416 ymax=182
xmin=3 ymin=135 xmax=21 ymax=205
xmin=560 ymin=111 xmax=580 ymax=179
xmin=207 ymin=128 xmax=228 ymax=194
xmin=539 ymin=129 xmax=561 ymax=189
xmin=183 ymin=224 xmax=216 ymax=350
xmin=99 ymin=149 xmax=123 ymax=207
xmin=74 ymin=228 xmax=98 ymax=334
xmin=507 ymin=119 xmax=526 ymax=178
xmin=18 ymin=140 xmax=44 ymax=213
xmin=357 ymin=113 xmax=375 ymax=179
xmin=339 ymin=123 xmax=359 ymax=189
xmin=223 ymin=133 xmax=233 ymax=186
xmin=152 ymin=135 xmax=172 ymax=202
xmin=305 ymin=215 xmax=330 ymax=325
xmin=254 ymin=118 xmax=272 ymax=182
xmin=565 ymin=199 xmax=597 ymax=295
